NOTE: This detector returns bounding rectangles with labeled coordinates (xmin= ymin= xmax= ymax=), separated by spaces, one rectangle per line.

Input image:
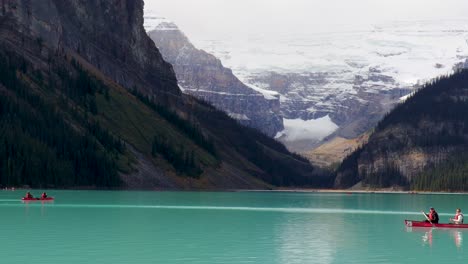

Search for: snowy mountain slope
xmin=196 ymin=20 xmax=468 ymax=84
xmin=191 ymin=20 xmax=468 ymax=150
xmin=145 ymin=10 xmax=468 ymax=152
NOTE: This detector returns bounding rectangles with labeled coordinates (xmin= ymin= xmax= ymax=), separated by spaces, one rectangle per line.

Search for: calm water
xmin=1 ymin=190 xmax=467 ymax=263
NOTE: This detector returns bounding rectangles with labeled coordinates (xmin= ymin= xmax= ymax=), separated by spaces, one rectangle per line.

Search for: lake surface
xmin=1 ymin=190 xmax=467 ymax=263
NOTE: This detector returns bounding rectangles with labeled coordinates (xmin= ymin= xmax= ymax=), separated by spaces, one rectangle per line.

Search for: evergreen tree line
xmin=247 ymin=141 xmax=326 ymax=186
xmin=411 ymin=153 xmax=468 ymax=191
xmin=360 ymin=164 xmax=408 ymax=188
xmin=151 ymin=134 xmax=201 ymax=178
xmin=131 ymin=89 xmax=217 ymax=157
xmin=335 ymin=147 xmax=364 ymax=187
xmin=0 ymin=50 xmax=123 ymax=188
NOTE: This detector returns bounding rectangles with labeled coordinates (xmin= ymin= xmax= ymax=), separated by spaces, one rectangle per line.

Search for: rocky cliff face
xmin=147 ymin=20 xmax=283 ymax=137
xmin=1 ymin=0 xmax=179 ymax=96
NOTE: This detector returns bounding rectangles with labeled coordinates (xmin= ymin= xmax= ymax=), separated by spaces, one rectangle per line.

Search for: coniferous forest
xmin=0 ymin=42 xmax=326 ymax=189
xmin=336 ymin=69 xmax=468 ymax=191
xmin=0 ymin=47 xmax=221 ymax=187
xmin=0 ymin=50 xmax=123 ymax=188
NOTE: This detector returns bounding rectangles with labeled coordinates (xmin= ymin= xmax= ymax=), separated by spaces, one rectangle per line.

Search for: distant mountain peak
xmin=144 ymin=16 xmax=178 ymax=32
xmin=147 ymin=18 xmax=284 ymax=136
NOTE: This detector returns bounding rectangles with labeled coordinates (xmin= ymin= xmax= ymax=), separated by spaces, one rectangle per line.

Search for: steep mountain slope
xmin=146 ymin=19 xmax=283 ymax=137
xmin=0 ymin=0 xmax=327 ymax=189
xmin=335 ymin=70 xmax=468 ymax=191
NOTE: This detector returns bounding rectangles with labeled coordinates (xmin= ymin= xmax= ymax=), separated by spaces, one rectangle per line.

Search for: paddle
xmin=422 ymin=211 xmax=432 ymax=224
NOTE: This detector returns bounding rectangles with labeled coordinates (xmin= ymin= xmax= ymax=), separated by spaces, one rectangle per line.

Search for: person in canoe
xmin=41 ymin=192 xmax=48 ymax=199
xmin=450 ymin=208 xmax=464 ymax=224
xmin=25 ymin=192 xmax=34 ymax=199
xmin=422 ymin=207 xmax=439 ymax=223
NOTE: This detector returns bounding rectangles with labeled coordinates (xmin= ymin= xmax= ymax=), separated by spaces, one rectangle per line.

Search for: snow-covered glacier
xmin=196 ymin=20 xmax=468 ymax=85
xmin=192 ymin=20 xmax=468 ymax=150
xmin=145 ymin=11 xmax=468 ymax=151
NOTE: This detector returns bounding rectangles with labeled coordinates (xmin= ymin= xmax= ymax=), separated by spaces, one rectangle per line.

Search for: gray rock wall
xmin=2 ymin=0 xmax=180 ymax=96
xmin=148 ymin=25 xmax=284 ymax=137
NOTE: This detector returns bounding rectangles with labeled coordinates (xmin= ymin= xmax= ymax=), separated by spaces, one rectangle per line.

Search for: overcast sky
xmin=144 ymin=0 xmax=468 ymax=40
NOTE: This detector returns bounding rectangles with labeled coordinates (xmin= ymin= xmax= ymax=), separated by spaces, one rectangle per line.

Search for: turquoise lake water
xmin=1 ymin=190 xmax=467 ymax=263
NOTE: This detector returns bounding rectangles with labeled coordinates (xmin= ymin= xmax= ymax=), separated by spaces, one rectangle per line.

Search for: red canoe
xmin=405 ymin=220 xmax=468 ymax=228
xmin=21 ymin=197 xmax=54 ymax=201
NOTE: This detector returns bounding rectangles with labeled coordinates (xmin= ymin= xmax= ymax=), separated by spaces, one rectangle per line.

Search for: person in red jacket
xmin=25 ymin=192 xmax=33 ymax=199
xmin=422 ymin=207 xmax=439 ymax=223
xmin=41 ymin=192 xmax=48 ymax=199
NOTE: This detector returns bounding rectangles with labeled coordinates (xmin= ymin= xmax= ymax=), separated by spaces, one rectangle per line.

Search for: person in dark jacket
xmin=423 ymin=207 xmax=439 ymax=223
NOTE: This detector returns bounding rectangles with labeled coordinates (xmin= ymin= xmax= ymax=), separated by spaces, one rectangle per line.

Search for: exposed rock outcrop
xmin=2 ymin=0 xmax=179 ymax=96
xmin=147 ymin=20 xmax=283 ymax=137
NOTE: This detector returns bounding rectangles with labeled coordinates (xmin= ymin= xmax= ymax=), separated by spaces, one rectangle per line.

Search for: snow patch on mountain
xmin=243 ymin=83 xmax=279 ymax=100
xmin=228 ymin=113 xmax=250 ymax=120
xmin=399 ymin=92 xmax=415 ymax=102
xmin=278 ymin=115 xmax=339 ymax=142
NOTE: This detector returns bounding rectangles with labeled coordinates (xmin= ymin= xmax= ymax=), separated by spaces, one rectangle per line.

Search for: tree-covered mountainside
xmin=335 ymin=69 xmax=468 ymax=191
xmin=0 ymin=0 xmax=329 ymax=189
xmin=0 ymin=51 xmax=123 ymax=187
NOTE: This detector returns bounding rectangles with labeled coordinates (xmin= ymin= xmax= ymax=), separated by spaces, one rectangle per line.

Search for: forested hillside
xmin=0 ymin=0 xmax=330 ymax=189
xmin=335 ymin=69 xmax=468 ymax=191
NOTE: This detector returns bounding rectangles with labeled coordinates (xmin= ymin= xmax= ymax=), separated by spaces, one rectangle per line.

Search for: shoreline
xmin=3 ymin=187 xmax=468 ymax=195
xmin=239 ymin=189 xmax=468 ymax=195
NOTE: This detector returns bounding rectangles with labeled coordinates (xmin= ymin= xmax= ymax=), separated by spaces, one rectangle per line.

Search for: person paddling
xmin=422 ymin=207 xmax=439 ymax=223
xmin=41 ymin=192 xmax=48 ymax=199
xmin=25 ymin=192 xmax=33 ymax=199
xmin=450 ymin=208 xmax=464 ymax=224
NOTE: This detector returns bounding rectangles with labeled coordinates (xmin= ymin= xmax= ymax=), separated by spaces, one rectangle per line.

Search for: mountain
xmin=0 ymin=0 xmax=329 ymax=189
xmin=146 ymin=18 xmax=283 ymax=137
xmin=151 ymin=17 xmax=468 ymax=153
xmin=335 ymin=69 xmax=468 ymax=191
